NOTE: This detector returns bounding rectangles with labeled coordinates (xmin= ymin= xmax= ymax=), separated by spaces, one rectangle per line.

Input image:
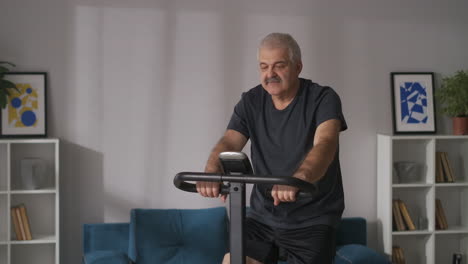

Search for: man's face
xmin=258 ymin=46 xmax=302 ymax=97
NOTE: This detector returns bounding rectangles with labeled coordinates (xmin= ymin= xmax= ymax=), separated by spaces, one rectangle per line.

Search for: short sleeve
xmin=315 ymin=88 xmax=348 ymax=131
xmin=227 ymin=93 xmax=250 ymax=138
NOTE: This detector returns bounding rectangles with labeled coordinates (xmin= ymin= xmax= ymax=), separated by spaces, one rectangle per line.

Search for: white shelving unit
xmin=0 ymin=139 xmax=59 ymax=264
xmin=377 ymin=134 xmax=468 ymax=264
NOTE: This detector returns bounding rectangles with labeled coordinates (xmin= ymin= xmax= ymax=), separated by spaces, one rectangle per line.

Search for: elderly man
xmin=197 ymin=32 xmax=347 ymax=264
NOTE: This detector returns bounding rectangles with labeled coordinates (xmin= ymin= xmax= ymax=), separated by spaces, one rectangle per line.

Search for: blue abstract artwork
xmin=399 ymin=82 xmax=428 ymax=124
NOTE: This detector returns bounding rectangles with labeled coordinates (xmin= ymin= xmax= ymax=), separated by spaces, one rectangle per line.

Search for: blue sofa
xmin=82 ymin=207 xmax=389 ymax=264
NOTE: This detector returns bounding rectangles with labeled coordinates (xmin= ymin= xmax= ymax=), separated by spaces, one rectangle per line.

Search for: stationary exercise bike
xmin=173 ymin=152 xmax=317 ymax=264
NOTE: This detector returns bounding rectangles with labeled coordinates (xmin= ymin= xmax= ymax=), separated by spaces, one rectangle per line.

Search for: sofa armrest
xmin=336 ymin=217 xmax=367 ymax=246
xmin=83 ymin=223 xmax=129 ymax=254
xmin=83 ymin=250 xmax=130 ymax=264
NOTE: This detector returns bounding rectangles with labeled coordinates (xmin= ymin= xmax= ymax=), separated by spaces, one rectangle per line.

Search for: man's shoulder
xmin=301 ymin=78 xmax=338 ymax=98
xmin=241 ymin=84 xmax=265 ymax=102
xmin=302 ymin=78 xmax=331 ymax=91
xmin=245 ymin=84 xmax=264 ymax=95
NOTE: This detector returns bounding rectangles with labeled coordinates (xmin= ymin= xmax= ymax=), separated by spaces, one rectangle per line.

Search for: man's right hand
xmin=198 ymin=130 xmax=248 ymax=203
xmin=196 ymin=181 xmax=220 ymax=197
xmin=196 ymin=181 xmax=227 ymax=202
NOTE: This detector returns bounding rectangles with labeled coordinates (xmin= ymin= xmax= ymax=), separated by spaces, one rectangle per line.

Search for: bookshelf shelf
xmin=10 ymin=189 xmax=57 ymax=194
xmin=378 ymin=134 xmax=468 ymax=264
xmin=393 ymin=183 xmax=432 ymax=188
xmin=435 ymin=227 xmax=468 ymax=234
xmin=10 ymin=234 xmax=56 ymax=244
xmin=435 ymin=183 xmax=468 ymax=187
xmin=0 ymin=139 xmax=59 ymax=264
xmin=393 ymin=230 xmax=432 ymax=236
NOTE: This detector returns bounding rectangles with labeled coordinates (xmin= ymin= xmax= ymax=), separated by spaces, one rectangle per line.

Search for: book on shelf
xmin=436 ymin=151 xmax=455 ymax=183
xmin=392 ymin=247 xmax=398 ymax=264
xmin=15 ymin=206 xmax=27 ymax=240
xmin=398 ymin=247 xmax=406 ymax=264
xmin=10 ymin=207 xmax=23 ymax=240
xmin=10 ymin=204 xmax=33 ymax=240
xmin=435 ymin=199 xmax=449 ymax=230
xmin=435 ymin=152 xmax=445 ymax=183
xmin=392 ymin=246 xmax=406 ymax=264
xmin=393 ymin=199 xmax=406 ymax=231
xmin=19 ymin=204 xmax=33 ymax=240
xmin=435 ymin=203 xmax=443 ymax=230
xmin=442 ymin=152 xmax=456 ymax=182
xmin=398 ymin=199 xmax=416 ymax=231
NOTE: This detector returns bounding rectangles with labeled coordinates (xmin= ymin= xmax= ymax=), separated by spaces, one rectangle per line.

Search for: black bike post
xmin=229 ymin=174 xmax=245 ymax=264
xmin=173 ymin=152 xmax=318 ymax=264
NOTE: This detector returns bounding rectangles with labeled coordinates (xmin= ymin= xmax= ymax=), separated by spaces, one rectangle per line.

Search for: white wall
xmin=1 ymin=0 xmax=468 ymax=263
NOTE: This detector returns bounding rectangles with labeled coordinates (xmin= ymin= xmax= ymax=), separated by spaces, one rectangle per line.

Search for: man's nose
xmin=266 ymin=68 xmax=277 ymax=78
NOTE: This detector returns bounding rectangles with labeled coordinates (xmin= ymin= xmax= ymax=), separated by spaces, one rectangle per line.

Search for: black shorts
xmin=244 ymin=217 xmax=336 ymax=264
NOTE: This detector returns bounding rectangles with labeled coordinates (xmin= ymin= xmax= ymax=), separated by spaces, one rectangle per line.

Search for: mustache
xmin=266 ymin=77 xmax=281 ymax=83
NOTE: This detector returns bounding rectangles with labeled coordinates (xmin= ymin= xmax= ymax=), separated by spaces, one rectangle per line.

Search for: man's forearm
xmin=294 ymin=140 xmax=338 ymax=183
xmin=205 ymin=139 xmax=232 ymax=173
xmin=205 ymin=134 xmax=246 ymax=172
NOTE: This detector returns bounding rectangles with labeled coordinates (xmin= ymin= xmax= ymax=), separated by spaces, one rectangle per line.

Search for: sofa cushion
xmin=83 ymin=250 xmax=130 ymax=264
xmin=83 ymin=223 xmax=129 ymax=254
xmin=335 ymin=244 xmax=390 ymax=264
xmin=129 ymin=207 xmax=228 ymax=264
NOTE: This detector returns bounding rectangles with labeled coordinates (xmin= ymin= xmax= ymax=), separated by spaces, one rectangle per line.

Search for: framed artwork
xmin=1 ymin=72 xmax=47 ymax=137
xmin=391 ymin=72 xmax=436 ymax=134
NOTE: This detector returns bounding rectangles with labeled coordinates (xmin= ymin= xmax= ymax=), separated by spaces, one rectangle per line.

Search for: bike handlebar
xmin=173 ymin=172 xmax=318 ymax=197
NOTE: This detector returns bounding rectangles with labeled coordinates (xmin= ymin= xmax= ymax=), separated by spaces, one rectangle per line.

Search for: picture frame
xmin=1 ymin=72 xmax=47 ymax=137
xmin=391 ymin=72 xmax=436 ymax=134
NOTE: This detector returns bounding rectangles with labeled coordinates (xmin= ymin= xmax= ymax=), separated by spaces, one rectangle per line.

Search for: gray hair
xmin=257 ymin=33 xmax=302 ymax=64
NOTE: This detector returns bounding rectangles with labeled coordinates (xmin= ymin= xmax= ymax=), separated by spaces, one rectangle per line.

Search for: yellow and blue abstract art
xmin=8 ymin=83 xmax=39 ymax=128
xmin=1 ymin=72 xmax=46 ymax=136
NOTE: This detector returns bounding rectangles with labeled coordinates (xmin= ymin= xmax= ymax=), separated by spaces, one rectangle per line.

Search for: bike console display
xmin=218 ymin=152 xmax=253 ymax=175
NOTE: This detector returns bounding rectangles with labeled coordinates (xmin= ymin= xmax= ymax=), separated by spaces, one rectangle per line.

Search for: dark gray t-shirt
xmin=227 ymin=78 xmax=347 ymax=229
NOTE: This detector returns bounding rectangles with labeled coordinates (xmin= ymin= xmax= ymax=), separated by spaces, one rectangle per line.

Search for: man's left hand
xmin=271 ymin=184 xmax=299 ymax=206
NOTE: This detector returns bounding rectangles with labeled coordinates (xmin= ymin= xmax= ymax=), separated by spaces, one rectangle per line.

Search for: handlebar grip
xmin=173 ymin=172 xmax=231 ymax=194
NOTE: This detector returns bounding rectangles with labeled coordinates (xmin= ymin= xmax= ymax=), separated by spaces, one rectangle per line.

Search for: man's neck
xmin=271 ymin=79 xmax=300 ymax=110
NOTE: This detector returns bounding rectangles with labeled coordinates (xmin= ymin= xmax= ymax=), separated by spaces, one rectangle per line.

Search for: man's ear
xmin=296 ymin=61 xmax=303 ymax=74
